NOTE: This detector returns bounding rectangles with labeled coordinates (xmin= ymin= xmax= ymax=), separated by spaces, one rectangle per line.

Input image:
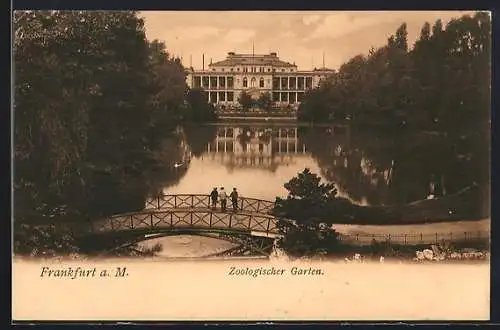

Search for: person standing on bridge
xmin=210 ymin=188 xmax=218 ymax=210
xmin=219 ymin=187 xmax=227 ymax=212
xmin=230 ymin=188 xmax=239 ymax=212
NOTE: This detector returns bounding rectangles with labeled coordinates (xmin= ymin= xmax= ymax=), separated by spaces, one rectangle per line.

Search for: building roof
xmin=209 ymin=52 xmax=296 ymax=68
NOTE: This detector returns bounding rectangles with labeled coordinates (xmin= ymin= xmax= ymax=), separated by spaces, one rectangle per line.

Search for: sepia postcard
xmin=12 ymin=10 xmax=491 ymax=322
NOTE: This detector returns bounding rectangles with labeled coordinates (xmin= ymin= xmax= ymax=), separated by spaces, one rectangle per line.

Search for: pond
xmin=129 ymin=122 xmax=489 ymax=258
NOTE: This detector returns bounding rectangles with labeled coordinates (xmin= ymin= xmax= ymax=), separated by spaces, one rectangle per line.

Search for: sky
xmin=140 ymin=11 xmax=476 ymax=71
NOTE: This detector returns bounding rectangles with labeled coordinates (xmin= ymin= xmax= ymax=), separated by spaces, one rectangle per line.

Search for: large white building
xmin=186 ymin=52 xmax=335 ymax=109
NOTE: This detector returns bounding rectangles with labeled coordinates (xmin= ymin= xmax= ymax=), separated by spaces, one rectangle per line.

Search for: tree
xmin=238 ymin=91 xmax=253 ymax=111
xmin=257 ymin=92 xmax=272 ymax=112
xmin=184 ymin=88 xmax=217 ymax=123
xmin=13 ymin=11 xmax=193 ymax=256
xmin=272 ymin=168 xmax=347 ymax=258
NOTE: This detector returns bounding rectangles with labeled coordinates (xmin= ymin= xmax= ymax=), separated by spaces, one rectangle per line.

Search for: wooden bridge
xmin=76 ymin=194 xmax=489 ymax=257
xmin=78 ymin=195 xmax=279 ymax=256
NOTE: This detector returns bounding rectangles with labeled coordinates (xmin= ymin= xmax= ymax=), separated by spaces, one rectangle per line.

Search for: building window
xmin=194 ymin=76 xmax=201 ymax=88
xmin=281 ymin=77 xmax=287 ymax=89
xmin=272 ymin=92 xmax=280 ymax=102
xmin=227 ymin=76 xmax=234 ymax=89
xmin=230 ymin=68 xmax=234 ymax=72
xmin=221 ymin=68 xmax=225 ymax=72
xmin=268 ymin=68 xmax=271 ymax=72
xmin=202 ymin=76 xmax=209 ymax=88
xmin=227 ymin=92 xmax=234 ymax=102
xmin=272 ymin=77 xmax=280 ymax=90
xmin=210 ymin=77 xmax=218 ymax=88
xmin=297 ymin=92 xmax=305 ymax=102
xmin=305 ymin=77 xmax=313 ymax=89
xmin=237 ymin=68 xmax=240 ymax=71
xmin=251 ymin=77 xmax=256 ymax=88
xmin=298 ymin=77 xmax=305 ymax=89
xmin=219 ymin=92 xmax=225 ymax=102
xmin=219 ymin=76 xmax=225 ymax=88
xmin=281 ymin=69 xmax=285 ymax=72
xmin=272 ymin=68 xmax=276 ymax=72
xmin=212 ymin=68 xmax=216 ymax=71
xmin=210 ymin=91 xmax=217 ymax=103
xmin=259 ymin=78 xmax=265 ymax=88
xmin=243 ymin=77 xmax=248 ymax=88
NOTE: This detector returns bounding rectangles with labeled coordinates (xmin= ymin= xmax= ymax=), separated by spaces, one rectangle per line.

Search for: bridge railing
xmin=93 ymin=209 xmax=278 ymax=235
xmin=145 ymin=194 xmax=275 ymax=215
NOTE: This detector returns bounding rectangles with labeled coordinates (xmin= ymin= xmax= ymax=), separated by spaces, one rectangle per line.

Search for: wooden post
xmin=404 ymin=234 xmax=407 ymax=245
xmin=228 ymin=213 xmax=232 ymax=228
xmin=209 ymin=212 xmax=213 ymax=228
xmin=130 ymin=215 xmax=134 ymax=229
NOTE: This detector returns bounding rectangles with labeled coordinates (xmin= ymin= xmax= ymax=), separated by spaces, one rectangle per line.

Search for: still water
xmin=158 ymin=123 xmax=487 ymax=206
xmin=163 ymin=125 xmax=359 ymax=203
xmin=135 ymin=122 xmax=489 ymax=257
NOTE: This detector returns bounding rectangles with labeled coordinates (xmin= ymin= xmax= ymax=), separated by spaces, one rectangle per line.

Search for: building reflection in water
xmin=205 ymin=126 xmax=308 ymax=172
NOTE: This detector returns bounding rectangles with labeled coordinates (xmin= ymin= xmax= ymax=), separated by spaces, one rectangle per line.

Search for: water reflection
xmin=133 ymin=235 xmax=238 ymax=258
xmin=164 ymin=124 xmax=357 ymax=202
xmin=207 ymin=126 xmax=307 ymax=172
xmin=151 ymin=123 xmax=488 ymax=213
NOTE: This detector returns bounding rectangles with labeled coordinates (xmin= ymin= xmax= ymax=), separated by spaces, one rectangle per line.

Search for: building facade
xmin=186 ymin=52 xmax=335 ymax=109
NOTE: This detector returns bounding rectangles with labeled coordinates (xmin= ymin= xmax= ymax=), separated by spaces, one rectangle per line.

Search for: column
xmin=303 ymin=144 xmax=306 ymax=154
xmin=287 ymin=76 xmax=290 ymax=90
xmin=208 ymin=76 xmax=211 ymax=89
xmin=208 ymin=143 xmax=211 ymax=153
xmin=294 ymin=128 xmax=297 ymax=153
xmin=216 ymin=136 xmax=219 ymax=153
xmin=278 ymin=129 xmax=282 ymax=153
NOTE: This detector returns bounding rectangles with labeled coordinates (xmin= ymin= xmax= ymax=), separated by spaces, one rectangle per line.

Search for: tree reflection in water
xmin=301 ymin=125 xmax=489 ymax=208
